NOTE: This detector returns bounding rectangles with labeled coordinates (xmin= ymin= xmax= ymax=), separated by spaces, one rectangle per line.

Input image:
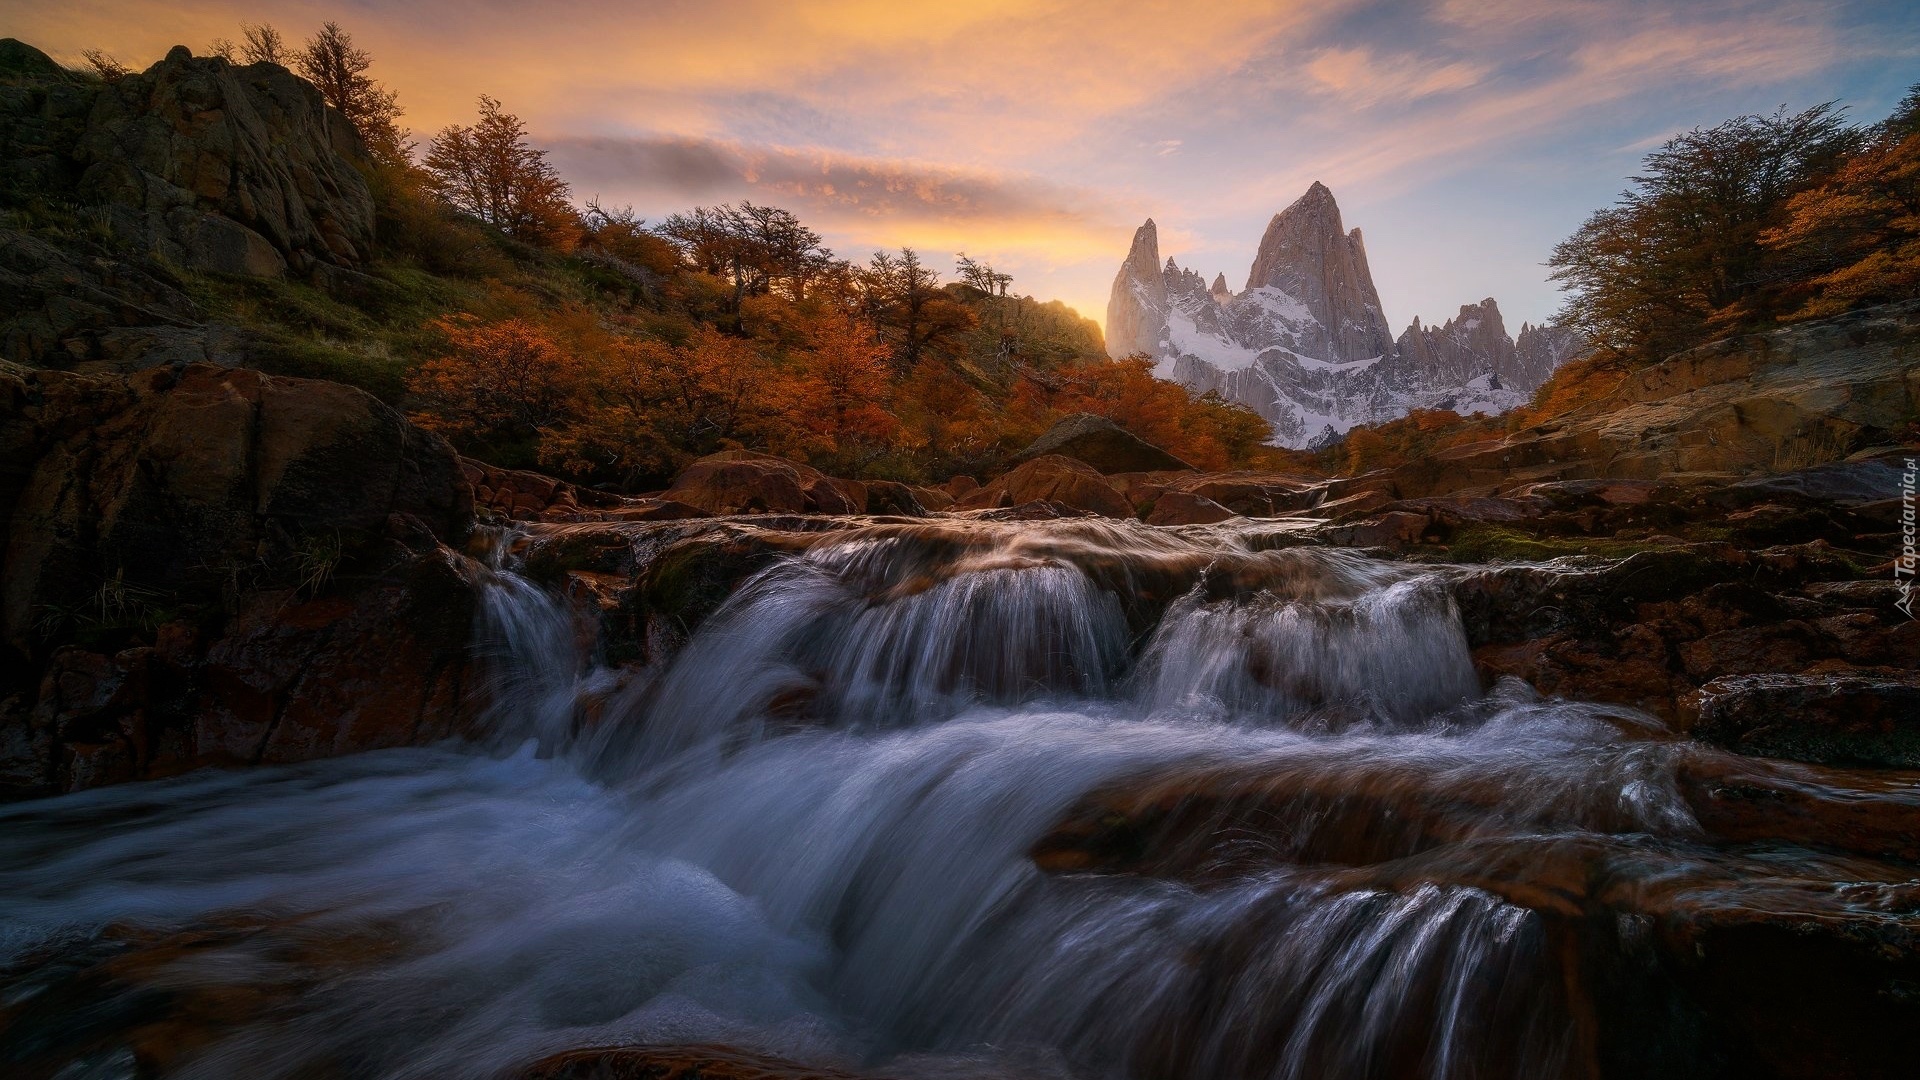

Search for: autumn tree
xmin=793 ymin=315 xmax=899 ymax=464
xmin=861 ymin=248 xmax=975 ymax=371
xmin=407 ymin=316 xmax=584 ymax=457
xmin=1762 ymin=85 xmax=1920 ymax=318
xmin=293 ymin=22 xmax=408 ymax=165
xmin=79 ymin=50 xmax=131 ymax=81
xmin=240 ymin=23 xmax=287 ymax=66
xmin=1549 ymin=103 xmax=1857 ymax=365
xmin=657 ymin=203 xmax=835 ymax=328
xmin=423 ymin=96 xmax=578 ymax=246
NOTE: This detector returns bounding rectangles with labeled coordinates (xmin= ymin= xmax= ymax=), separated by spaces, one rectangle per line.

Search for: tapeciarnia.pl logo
xmin=1899 ymin=457 xmax=1916 ymax=619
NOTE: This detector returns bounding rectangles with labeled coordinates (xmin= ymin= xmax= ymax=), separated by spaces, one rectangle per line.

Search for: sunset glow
xmin=15 ymin=0 xmax=1918 ymax=329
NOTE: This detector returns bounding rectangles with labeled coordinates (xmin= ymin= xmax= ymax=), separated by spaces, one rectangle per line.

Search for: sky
xmin=16 ymin=0 xmax=1920 ymax=340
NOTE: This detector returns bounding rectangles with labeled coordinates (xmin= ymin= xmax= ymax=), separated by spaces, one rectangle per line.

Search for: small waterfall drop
xmin=1 ymin=517 xmax=1896 ymax=1080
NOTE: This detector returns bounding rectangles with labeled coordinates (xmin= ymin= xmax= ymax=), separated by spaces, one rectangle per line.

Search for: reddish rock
xmin=600 ymin=500 xmax=712 ymax=522
xmin=863 ymin=480 xmax=928 ymax=517
xmin=0 ymin=363 xmax=485 ymax=798
xmin=940 ymin=475 xmax=980 ymax=498
xmin=1685 ymin=671 xmax=1920 ymax=768
xmin=2 ymin=363 xmax=472 ymax=653
xmin=1326 ymin=510 xmax=1431 ymax=549
xmin=663 ymin=452 xmax=871 ymax=516
xmin=665 ymin=452 xmax=812 ymax=515
xmin=1013 ymin=412 xmax=1192 ymax=473
xmin=909 ymin=484 xmax=955 ymax=512
xmin=956 ymin=455 xmax=1134 ymax=518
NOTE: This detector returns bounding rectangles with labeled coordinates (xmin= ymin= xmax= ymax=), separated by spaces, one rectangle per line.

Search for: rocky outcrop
xmin=0 ymin=39 xmax=377 ymax=368
xmin=1397 ymin=301 xmax=1920 ymax=494
xmin=1688 ymin=671 xmax=1920 ymax=768
xmin=1014 ymin=412 xmax=1192 ymax=473
xmin=0 ymin=362 xmax=482 ymax=798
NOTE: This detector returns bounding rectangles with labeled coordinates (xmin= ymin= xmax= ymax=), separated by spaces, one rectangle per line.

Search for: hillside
xmin=0 ymin=38 xmax=1265 ymax=491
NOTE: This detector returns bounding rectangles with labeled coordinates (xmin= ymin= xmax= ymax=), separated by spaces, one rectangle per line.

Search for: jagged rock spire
xmin=1106 ymin=219 xmax=1167 ymax=359
xmin=1244 ymin=182 xmax=1394 ymax=363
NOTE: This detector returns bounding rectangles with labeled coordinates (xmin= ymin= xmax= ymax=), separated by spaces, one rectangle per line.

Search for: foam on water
xmin=0 ymin=519 xmax=1747 ymax=1079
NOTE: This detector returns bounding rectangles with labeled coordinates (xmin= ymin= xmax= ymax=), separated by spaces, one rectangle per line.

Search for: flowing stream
xmin=0 ymin=519 xmax=1904 ymax=1079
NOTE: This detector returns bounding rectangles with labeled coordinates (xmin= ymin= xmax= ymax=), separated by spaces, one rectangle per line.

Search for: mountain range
xmin=1106 ymin=182 xmax=1583 ymax=447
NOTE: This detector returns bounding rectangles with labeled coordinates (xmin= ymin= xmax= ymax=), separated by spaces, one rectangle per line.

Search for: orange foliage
xmin=407 ymin=315 xmax=585 ymax=454
xmin=410 ymin=311 xmax=1276 ymax=487
xmin=788 ymin=315 xmax=900 ymax=464
xmin=1764 ymin=127 xmax=1920 ymax=318
xmin=1007 ymin=356 xmax=1270 ymax=470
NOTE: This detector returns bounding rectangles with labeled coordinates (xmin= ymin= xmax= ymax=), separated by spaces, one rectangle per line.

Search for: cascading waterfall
xmin=0 ymin=518 xmax=1879 ymax=1079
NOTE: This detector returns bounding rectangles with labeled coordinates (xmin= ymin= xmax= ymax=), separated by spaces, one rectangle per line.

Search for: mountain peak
xmin=1243 ymin=182 xmax=1393 ymax=361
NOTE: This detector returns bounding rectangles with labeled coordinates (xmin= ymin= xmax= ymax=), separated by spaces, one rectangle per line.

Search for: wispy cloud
xmin=549 ymin=133 xmax=1137 ymax=263
xmin=13 ymin=0 xmax=1906 ymax=329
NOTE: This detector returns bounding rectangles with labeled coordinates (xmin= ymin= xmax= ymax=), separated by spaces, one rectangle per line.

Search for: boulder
xmin=956 ymin=455 xmax=1134 ymax=518
xmin=863 ymin=480 xmax=928 ymax=516
xmin=2 ymin=362 xmax=471 ymax=650
xmin=0 ymin=362 xmax=482 ymax=798
xmin=1015 ymin=412 xmax=1192 ymax=473
xmin=663 ymin=451 xmax=815 ymax=515
xmin=69 ymin=46 xmax=376 ymax=273
xmin=1687 ymin=671 xmax=1920 ymax=768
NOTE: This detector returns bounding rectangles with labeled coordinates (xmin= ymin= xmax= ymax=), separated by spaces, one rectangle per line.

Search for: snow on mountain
xmin=1106 ymin=182 xmax=1584 ymax=448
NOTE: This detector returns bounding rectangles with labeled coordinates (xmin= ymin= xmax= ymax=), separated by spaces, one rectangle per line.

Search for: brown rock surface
xmin=1014 ymin=412 xmax=1192 ymax=473
xmin=0 ymin=361 xmax=483 ymax=798
xmin=956 ymin=455 xmax=1134 ymax=518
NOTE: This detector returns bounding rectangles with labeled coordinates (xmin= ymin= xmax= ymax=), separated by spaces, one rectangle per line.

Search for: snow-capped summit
xmin=1106 ymin=183 xmax=1583 ymax=447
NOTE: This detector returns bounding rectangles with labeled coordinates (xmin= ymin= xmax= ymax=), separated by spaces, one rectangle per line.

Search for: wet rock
xmin=0 ymin=362 xmax=484 ymax=797
xmin=1144 ymin=490 xmax=1235 ymax=525
xmin=1687 ymin=672 xmax=1920 ymax=768
xmin=956 ymin=455 xmax=1134 ymax=518
xmin=1014 ymin=412 xmax=1192 ymax=473
xmin=1710 ymin=454 xmax=1912 ymax=510
xmin=863 ymin=480 xmax=928 ymax=517
xmin=1322 ymin=510 xmax=1431 ymax=550
xmin=1177 ymin=474 xmax=1318 ymax=517
xmin=517 ymin=1044 xmax=872 ymax=1079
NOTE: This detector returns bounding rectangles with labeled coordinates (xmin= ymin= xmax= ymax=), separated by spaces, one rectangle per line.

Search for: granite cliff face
xmin=0 ymin=39 xmax=376 ymax=370
xmin=1107 ymin=183 xmax=1583 ymax=446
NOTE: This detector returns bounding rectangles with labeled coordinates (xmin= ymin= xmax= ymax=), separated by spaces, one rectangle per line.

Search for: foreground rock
xmin=0 ymin=362 xmax=482 ymax=798
xmin=518 ymin=1045 xmax=874 ymax=1079
xmin=1687 ymin=671 xmax=1920 ymax=767
xmin=1034 ymin=747 xmax=1920 ymax=1080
